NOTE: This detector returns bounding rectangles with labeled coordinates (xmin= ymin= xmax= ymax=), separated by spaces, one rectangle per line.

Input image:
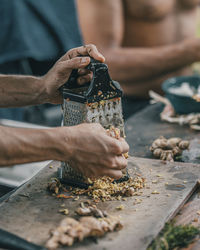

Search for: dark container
xmin=162 ymin=75 xmax=200 ymax=114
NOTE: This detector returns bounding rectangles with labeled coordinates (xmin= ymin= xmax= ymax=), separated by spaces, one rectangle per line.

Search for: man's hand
xmin=41 ymin=44 xmax=105 ymax=104
xmin=56 ymin=123 xmax=129 ymax=179
xmin=0 ymin=122 xmax=128 ymax=179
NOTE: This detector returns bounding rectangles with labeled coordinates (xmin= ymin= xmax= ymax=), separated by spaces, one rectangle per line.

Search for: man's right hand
xmin=56 ymin=123 xmax=129 ymax=179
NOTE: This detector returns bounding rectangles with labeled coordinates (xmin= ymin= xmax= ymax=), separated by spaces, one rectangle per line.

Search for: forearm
xmin=103 ymin=40 xmax=197 ymax=83
xmin=0 ymin=75 xmax=46 ymax=107
xmin=0 ymin=126 xmax=66 ymax=166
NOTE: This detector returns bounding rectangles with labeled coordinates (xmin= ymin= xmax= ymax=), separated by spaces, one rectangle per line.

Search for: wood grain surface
xmin=125 ymin=103 xmax=200 ymax=249
xmin=0 ymin=157 xmax=200 ymax=250
xmin=125 ymin=104 xmax=200 ymax=163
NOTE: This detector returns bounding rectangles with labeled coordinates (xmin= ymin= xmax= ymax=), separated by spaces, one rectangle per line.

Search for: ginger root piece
xmin=124 ymin=187 xmax=135 ymax=197
xmin=80 ymin=216 xmax=105 ymax=237
xmin=172 ymin=146 xmax=182 ymax=156
xmin=166 ymin=137 xmax=182 ymax=149
xmin=48 ymin=178 xmax=61 ymax=194
xmin=179 ymin=140 xmax=190 ymax=150
xmin=76 ymin=205 xmax=105 ymax=218
xmin=152 ymin=148 xmax=163 ymax=158
xmin=107 ymin=126 xmax=129 ymax=159
xmin=46 ymin=216 xmax=123 ymax=249
xmin=102 ymin=216 xmax=123 ymax=231
xmin=151 ymin=136 xmax=168 ymax=150
xmin=150 ymin=136 xmax=190 ymax=162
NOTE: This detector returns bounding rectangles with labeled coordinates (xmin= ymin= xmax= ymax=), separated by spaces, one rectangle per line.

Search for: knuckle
xmin=112 ymin=142 xmax=122 ymax=155
xmin=105 ymin=158 xmax=114 ymax=168
xmin=67 ymin=48 xmax=74 ymax=55
xmin=116 ymin=157 xmax=127 ymax=169
xmin=87 ymin=43 xmax=95 ymax=48
xmin=110 ymin=159 xmax=116 ymax=168
xmin=89 ymin=123 xmax=101 ymax=129
xmin=87 ymin=44 xmax=96 ymax=53
xmin=92 ymin=123 xmax=103 ymax=131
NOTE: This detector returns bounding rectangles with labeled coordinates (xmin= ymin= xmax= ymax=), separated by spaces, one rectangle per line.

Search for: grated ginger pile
xmin=71 ymin=176 xmax=145 ymax=202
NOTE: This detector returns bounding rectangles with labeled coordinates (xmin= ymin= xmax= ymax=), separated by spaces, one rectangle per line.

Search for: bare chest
xmin=124 ymin=0 xmax=200 ymax=21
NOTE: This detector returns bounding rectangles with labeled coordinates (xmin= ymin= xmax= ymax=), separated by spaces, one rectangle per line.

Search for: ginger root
xmin=48 ymin=178 xmax=62 ymax=194
xmin=107 ymin=126 xmax=129 ymax=159
xmin=46 ymin=216 xmax=123 ymax=249
xmin=76 ymin=204 xmax=106 ymax=218
xmin=150 ymin=136 xmax=189 ymax=162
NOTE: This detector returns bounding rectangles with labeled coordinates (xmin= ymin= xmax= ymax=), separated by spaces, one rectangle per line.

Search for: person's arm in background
xmin=0 ymin=44 xmax=129 ymax=179
xmin=76 ymin=0 xmax=200 ymax=83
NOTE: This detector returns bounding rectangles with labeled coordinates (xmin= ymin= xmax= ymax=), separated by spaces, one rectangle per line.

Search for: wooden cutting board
xmin=0 ymin=157 xmax=200 ymax=250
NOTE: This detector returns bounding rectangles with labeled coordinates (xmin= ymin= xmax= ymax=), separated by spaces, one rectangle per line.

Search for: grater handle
xmin=60 ymin=57 xmax=100 ymax=90
xmin=61 ymin=57 xmax=123 ymax=103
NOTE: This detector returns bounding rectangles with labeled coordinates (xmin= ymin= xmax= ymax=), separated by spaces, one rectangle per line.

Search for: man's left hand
xmin=40 ymin=44 xmax=105 ymax=104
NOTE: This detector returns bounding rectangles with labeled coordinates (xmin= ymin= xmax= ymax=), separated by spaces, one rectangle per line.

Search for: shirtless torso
xmin=77 ymin=0 xmax=200 ymax=97
xmin=123 ymin=0 xmax=198 ymax=46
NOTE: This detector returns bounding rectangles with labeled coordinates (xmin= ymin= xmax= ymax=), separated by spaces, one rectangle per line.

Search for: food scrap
xmin=73 ymin=196 xmax=79 ymax=201
xmin=151 ymin=190 xmax=160 ymax=194
xmin=116 ymin=205 xmax=124 ymax=210
xmin=56 ymin=194 xmax=73 ymax=199
xmin=76 ymin=203 xmax=106 ymax=218
xmin=72 ymin=176 xmax=145 ymax=202
xmin=48 ymin=178 xmax=62 ymax=194
xmin=150 ymin=136 xmax=189 ymax=162
xmin=133 ymin=198 xmax=143 ymax=205
xmin=59 ymin=209 xmax=69 ymax=215
xmin=46 ymin=216 xmax=123 ymax=249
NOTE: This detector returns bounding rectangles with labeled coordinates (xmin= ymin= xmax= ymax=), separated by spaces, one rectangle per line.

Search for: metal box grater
xmin=59 ymin=58 xmax=127 ymax=188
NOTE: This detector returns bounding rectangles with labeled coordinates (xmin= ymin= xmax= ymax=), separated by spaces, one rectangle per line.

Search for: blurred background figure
xmin=77 ymin=0 xmax=200 ymax=119
xmin=0 ymin=0 xmax=82 ymax=125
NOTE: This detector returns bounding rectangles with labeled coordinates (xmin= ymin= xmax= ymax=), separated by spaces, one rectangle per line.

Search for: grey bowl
xmin=162 ymin=75 xmax=200 ymax=114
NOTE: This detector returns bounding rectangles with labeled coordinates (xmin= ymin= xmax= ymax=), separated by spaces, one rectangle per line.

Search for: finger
xmin=101 ymin=169 xmax=123 ymax=180
xmin=104 ymin=155 xmax=127 ymax=170
xmin=106 ymin=137 xmax=127 ymax=155
xmin=61 ymin=44 xmax=105 ymax=62
xmin=55 ymin=57 xmax=91 ymax=89
xmin=77 ymin=73 xmax=93 ymax=85
xmin=118 ymin=138 xmax=130 ymax=154
xmin=113 ymin=155 xmax=128 ymax=170
xmin=78 ymin=68 xmax=91 ymax=75
xmin=58 ymin=56 xmax=91 ymax=71
xmin=83 ymin=44 xmax=105 ymax=62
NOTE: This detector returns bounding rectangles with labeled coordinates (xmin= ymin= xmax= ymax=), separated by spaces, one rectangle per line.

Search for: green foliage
xmin=148 ymin=222 xmax=200 ymax=250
